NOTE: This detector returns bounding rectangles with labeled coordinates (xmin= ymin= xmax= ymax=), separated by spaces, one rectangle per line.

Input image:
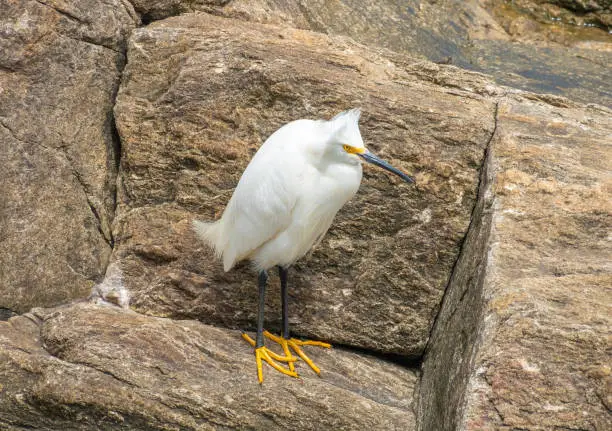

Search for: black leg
xmin=255 ymin=270 xmax=268 ymax=348
xmin=279 ymin=266 xmax=290 ymax=339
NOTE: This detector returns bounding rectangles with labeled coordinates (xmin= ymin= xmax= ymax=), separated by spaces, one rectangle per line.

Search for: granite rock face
xmin=0 ymin=302 xmax=417 ymax=430
xmin=0 ymin=0 xmax=138 ymax=312
xmin=418 ymin=95 xmax=612 ymax=430
xmin=112 ymin=13 xmax=497 ymax=357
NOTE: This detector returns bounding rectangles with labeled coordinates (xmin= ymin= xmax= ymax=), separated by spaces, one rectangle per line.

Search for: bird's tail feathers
xmin=193 ymin=219 xmax=224 ymax=259
xmin=193 ymin=219 xmax=239 ymax=272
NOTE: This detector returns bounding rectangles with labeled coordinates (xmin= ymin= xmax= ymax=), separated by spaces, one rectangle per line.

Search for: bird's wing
xmin=218 ymin=149 xmax=301 ymax=271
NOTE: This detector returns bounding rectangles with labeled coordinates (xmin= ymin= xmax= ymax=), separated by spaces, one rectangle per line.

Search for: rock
xmin=418 ymin=95 xmax=612 ymax=429
xmin=113 ymin=12 xmax=497 ymax=356
xmin=0 ymin=302 xmax=417 ymax=430
xmin=0 ymin=0 xmax=138 ymax=312
xmin=551 ymin=0 xmax=610 ymax=13
xmin=500 ymin=0 xmax=612 ymax=28
xmin=120 ymin=0 xmax=611 ymax=106
xmin=128 ymin=0 xmax=229 ymax=22
xmin=125 ymin=0 xmax=500 ymax=62
xmin=484 ymin=0 xmax=611 ymax=50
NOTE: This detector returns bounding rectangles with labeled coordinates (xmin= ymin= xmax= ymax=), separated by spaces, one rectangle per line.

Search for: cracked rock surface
xmin=0 ymin=0 xmax=138 ymax=312
xmin=419 ymin=96 xmax=612 ymax=430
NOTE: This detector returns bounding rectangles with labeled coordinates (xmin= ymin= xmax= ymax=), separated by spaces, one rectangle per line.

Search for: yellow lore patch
xmin=343 ymin=145 xmax=366 ymax=154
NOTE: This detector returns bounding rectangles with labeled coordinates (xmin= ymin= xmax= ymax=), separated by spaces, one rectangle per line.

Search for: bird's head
xmin=327 ymin=108 xmax=414 ymax=183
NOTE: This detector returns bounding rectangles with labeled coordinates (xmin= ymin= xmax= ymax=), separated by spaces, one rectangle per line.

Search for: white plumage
xmin=193 ymin=109 xmax=413 ymax=383
xmin=194 ymin=109 xmax=364 ymax=271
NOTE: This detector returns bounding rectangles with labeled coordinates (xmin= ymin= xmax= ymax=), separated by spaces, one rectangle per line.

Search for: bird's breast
xmin=252 ymin=162 xmax=361 ymax=269
xmin=319 ymin=161 xmax=362 ymax=203
xmin=294 ymin=161 xmax=362 ymax=238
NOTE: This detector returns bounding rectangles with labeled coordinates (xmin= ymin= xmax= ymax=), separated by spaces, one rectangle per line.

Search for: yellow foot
xmin=241 ymin=333 xmax=298 ymax=384
xmin=264 ymin=330 xmax=331 ymax=375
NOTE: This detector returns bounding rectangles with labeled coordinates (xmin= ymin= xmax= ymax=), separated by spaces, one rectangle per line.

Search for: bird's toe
xmin=263 ymin=330 xmax=331 ymax=376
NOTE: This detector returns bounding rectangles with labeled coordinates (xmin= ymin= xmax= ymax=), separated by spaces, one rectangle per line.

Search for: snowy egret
xmin=193 ymin=109 xmax=413 ymax=383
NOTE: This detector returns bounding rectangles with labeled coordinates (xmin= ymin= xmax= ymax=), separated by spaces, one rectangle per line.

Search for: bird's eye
xmin=343 ymin=144 xmax=352 ymax=153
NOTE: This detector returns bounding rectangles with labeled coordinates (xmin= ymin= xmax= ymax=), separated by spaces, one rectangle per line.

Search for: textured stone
xmin=123 ymin=0 xmax=612 ymax=106
xmin=0 ymin=302 xmax=417 ymax=430
xmin=0 ymin=0 xmax=138 ymax=312
xmin=497 ymin=0 xmax=612 ymax=28
xmin=127 ymin=0 xmax=506 ymax=63
xmin=418 ymin=96 xmax=612 ymax=430
xmin=482 ymin=0 xmax=611 ymax=53
xmin=112 ymin=12 xmax=496 ymax=357
xmin=128 ymin=0 xmax=228 ymax=22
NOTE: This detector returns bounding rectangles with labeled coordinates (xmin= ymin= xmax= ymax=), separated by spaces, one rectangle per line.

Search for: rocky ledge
xmin=0 ymin=302 xmax=417 ymax=430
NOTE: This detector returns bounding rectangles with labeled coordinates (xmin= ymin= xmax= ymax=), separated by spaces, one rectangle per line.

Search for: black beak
xmin=358 ymin=150 xmax=415 ymax=183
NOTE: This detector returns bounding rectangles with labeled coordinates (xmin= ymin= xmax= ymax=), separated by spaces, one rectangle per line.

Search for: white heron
xmin=193 ymin=109 xmax=413 ymax=383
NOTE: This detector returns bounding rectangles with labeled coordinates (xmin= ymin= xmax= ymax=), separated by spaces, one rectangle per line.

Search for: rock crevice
xmin=0 ymin=0 xmax=138 ymax=311
xmin=425 ymin=99 xmax=501 ymax=351
xmin=417 ymin=96 xmax=497 ymax=431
